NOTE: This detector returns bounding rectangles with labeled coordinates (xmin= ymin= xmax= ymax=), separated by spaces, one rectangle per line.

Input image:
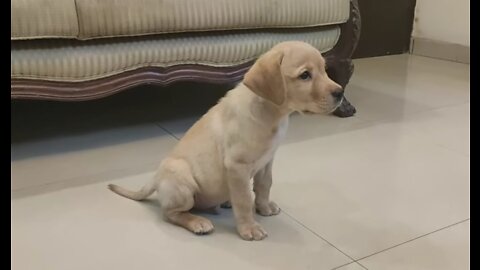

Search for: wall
xmin=412 ymin=0 xmax=469 ymax=46
xmin=353 ymin=0 xmax=416 ymax=58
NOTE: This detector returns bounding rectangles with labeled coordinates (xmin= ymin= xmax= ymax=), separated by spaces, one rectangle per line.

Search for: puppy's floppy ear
xmin=243 ymin=50 xmax=286 ymax=106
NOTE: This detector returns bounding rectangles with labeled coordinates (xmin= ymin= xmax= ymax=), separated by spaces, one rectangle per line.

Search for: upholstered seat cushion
xmin=11 ymin=26 xmax=340 ymax=81
xmin=12 ymin=0 xmax=349 ymax=40
xmin=12 ymin=0 xmax=79 ymax=40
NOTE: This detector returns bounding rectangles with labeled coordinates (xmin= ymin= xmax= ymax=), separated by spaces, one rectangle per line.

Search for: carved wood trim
xmin=11 ymin=63 xmax=253 ymax=101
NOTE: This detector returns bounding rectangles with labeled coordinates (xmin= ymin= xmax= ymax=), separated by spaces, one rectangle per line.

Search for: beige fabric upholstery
xmin=12 ymin=26 xmax=340 ymax=81
xmin=76 ymin=0 xmax=349 ymax=39
xmin=11 ymin=0 xmax=349 ymax=40
xmin=11 ymin=0 xmax=79 ymax=40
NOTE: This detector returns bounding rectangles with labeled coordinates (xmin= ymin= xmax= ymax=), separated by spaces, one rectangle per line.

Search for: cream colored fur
xmin=108 ymin=41 xmax=343 ymax=240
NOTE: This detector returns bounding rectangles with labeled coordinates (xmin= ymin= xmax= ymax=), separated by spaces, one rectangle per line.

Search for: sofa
xmin=11 ymin=0 xmax=361 ymax=117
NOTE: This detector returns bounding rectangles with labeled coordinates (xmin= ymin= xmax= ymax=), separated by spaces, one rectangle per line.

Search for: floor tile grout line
xmin=352 ymin=100 xmax=470 ymax=124
xmin=389 ymin=121 xmax=470 ymax=158
xmin=353 ymin=102 xmax=470 ymax=157
xmin=155 ymin=123 xmax=180 ymax=141
xmin=352 ymin=218 xmax=470 ymax=262
xmin=310 ymin=217 xmax=470 ymax=270
xmin=13 ymin=124 xmax=180 ymax=196
xmin=407 ymin=53 xmax=471 ymax=65
xmin=331 ymin=261 xmax=368 ymax=270
xmin=155 ymin=100 xmax=470 ymax=156
xmin=12 ymin=164 xmax=159 ymax=198
xmin=415 ymin=134 xmax=469 ymax=158
xmin=281 ymin=210 xmax=368 ymax=269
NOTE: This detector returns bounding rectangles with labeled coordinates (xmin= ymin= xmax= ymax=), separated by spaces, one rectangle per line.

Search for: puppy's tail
xmin=108 ymin=180 xmax=156 ymax=201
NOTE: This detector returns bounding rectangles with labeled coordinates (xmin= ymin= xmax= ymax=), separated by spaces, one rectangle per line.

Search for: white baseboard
xmin=410 ymin=37 xmax=470 ymax=64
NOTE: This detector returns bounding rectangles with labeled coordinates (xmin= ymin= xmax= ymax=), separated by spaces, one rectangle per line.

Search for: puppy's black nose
xmin=331 ymin=89 xmax=344 ymax=101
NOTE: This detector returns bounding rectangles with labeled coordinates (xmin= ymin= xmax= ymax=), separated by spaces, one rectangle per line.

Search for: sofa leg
xmin=333 ymin=96 xmax=356 ymax=118
xmin=322 ymin=0 xmax=361 ymax=118
xmin=327 ymin=58 xmax=356 ymax=118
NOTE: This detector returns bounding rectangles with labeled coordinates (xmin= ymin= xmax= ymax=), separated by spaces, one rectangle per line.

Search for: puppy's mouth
xmin=302 ymin=98 xmax=344 ymax=115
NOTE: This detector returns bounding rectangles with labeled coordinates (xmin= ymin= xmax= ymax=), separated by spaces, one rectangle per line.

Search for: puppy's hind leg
xmin=158 ymin=180 xmax=214 ymax=235
xmin=156 ymin=159 xmax=214 ymax=235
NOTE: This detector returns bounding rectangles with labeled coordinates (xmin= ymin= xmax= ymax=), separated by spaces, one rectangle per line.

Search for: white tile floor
xmin=11 ymin=54 xmax=470 ymax=270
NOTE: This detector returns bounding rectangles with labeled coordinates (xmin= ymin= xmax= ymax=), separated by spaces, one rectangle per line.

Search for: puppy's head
xmin=243 ymin=41 xmax=343 ymax=114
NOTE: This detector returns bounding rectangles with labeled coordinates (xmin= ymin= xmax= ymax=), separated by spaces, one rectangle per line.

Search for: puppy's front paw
xmin=237 ymin=222 xmax=268 ymax=241
xmin=256 ymin=201 xmax=281 ymax=216
xmin=189 ymin=217 xmax=215 ymax=235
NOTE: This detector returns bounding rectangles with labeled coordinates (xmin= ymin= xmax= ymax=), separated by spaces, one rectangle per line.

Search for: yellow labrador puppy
xmin=109 ymin=41 xmax=343 ymax=240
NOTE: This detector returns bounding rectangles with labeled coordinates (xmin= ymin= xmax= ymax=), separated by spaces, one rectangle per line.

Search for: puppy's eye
xmin=299 ymin=71 xmax=311 ymax=80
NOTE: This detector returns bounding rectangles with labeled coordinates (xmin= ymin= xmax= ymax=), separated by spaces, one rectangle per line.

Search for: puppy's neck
xmin=236 ymin=83 xmax=291 ymax=125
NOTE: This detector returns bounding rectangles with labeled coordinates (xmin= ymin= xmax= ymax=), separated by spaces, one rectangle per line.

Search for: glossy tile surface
xmin=12 ymin=55 xmax=469 ymax=269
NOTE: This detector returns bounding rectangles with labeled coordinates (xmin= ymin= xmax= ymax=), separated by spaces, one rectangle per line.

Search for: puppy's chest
xmin=252 ymin=119 xmax=288 ymax=174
